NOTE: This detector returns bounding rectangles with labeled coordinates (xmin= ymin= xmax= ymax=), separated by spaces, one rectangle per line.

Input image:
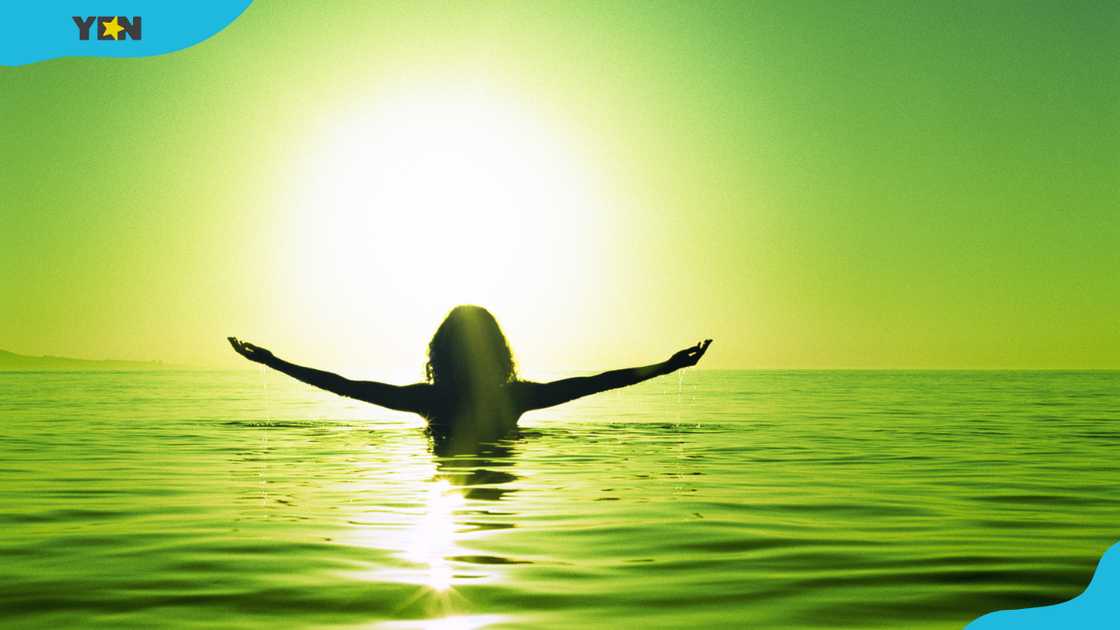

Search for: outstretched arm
xmin=227 ymin=337 xmax=429 ymax=413
xmin=521 ymin=339 xmax=711 ymax=411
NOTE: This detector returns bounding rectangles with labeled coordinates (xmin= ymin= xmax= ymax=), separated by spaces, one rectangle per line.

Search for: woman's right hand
xmin=667 ymin=339 xmax=712 ymax=370
xmin=228 ymin=337 xmax=275 ymax=364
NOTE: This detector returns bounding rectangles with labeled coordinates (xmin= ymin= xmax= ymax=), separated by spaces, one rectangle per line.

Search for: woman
xmin=229 ymin=305 xmax=711 ymax=441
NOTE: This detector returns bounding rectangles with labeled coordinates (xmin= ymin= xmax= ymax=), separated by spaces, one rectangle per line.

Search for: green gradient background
xmin=2 ymin=1 xmax=1117 ymax=369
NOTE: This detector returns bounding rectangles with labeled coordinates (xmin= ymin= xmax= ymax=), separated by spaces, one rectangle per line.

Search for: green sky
xmin=2 ymin=1 xmax=1117 ymax=371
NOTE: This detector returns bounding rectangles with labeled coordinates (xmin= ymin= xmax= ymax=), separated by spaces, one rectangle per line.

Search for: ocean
xmin=1 ymin=369 xmax=1117 ymax=628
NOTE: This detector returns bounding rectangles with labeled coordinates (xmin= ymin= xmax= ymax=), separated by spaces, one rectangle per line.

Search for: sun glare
xmin=282 ymin=82 xmax=612 ymax=362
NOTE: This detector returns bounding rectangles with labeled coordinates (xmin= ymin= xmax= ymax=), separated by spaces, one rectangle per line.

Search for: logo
xmin=72 ymin=16 xmax=142 ymax=41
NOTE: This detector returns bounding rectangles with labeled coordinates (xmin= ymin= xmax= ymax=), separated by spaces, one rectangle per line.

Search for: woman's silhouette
xmin=229 ymin=305 xmax=711 ymax=442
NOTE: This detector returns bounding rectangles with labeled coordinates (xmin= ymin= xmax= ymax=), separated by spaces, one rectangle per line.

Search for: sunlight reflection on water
xmin=375 ymin=614 xmax=507 ymax=630
xmin=408 ymin=480 xmax=465 ymax=592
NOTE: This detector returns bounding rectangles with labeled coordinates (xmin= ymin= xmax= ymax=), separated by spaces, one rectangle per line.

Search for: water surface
xmin=1 ymin=370 xmax=1117 ymax=628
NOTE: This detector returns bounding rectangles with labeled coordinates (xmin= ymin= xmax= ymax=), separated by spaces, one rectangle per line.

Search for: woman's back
xmin=423 ymin=382 xmax=525 ymax=440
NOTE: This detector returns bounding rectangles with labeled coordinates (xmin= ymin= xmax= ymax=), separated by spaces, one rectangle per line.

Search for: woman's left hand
xmin=228 ymin=337 xmax=275 ymax=364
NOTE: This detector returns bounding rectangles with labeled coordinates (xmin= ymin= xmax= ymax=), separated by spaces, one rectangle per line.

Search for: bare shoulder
xmin=506 ymin=379 xmax=542 ymax=387
xmin=505 ymin=380 xmax=544 ymax=394
xmin=504 ymin=380 xmax=545 ymax=411
xmin=399 ymin=382 xmax=436 ymax=402
xmin=347 ymin=381 xmax=434 ymax=413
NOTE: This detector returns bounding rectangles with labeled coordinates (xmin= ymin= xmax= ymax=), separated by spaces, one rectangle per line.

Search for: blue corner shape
xmin=1 ymin=2 xmax=252 ymax=67
xmin=966 ymin=541 xmax=1120 ymax=629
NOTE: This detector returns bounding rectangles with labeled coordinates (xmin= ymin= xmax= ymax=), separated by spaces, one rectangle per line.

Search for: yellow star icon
xmin=101 ymin=16 xmax=124 ymax=40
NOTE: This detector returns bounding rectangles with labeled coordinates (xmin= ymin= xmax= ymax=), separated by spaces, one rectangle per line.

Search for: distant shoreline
xmin=0 ymin=349 xmax=178 ymax=371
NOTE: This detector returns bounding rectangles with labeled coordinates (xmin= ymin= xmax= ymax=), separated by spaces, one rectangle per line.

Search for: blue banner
xmin=0 ymin=1 xmax=252 ymax=66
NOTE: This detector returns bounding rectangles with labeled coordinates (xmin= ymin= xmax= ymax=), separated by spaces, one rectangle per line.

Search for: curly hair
xmin=426 ymin=305 xmax=516 ymax=388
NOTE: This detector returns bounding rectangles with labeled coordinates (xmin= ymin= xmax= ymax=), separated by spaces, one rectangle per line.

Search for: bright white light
xmin=285 ymin=82 xmax=610 ymax=359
